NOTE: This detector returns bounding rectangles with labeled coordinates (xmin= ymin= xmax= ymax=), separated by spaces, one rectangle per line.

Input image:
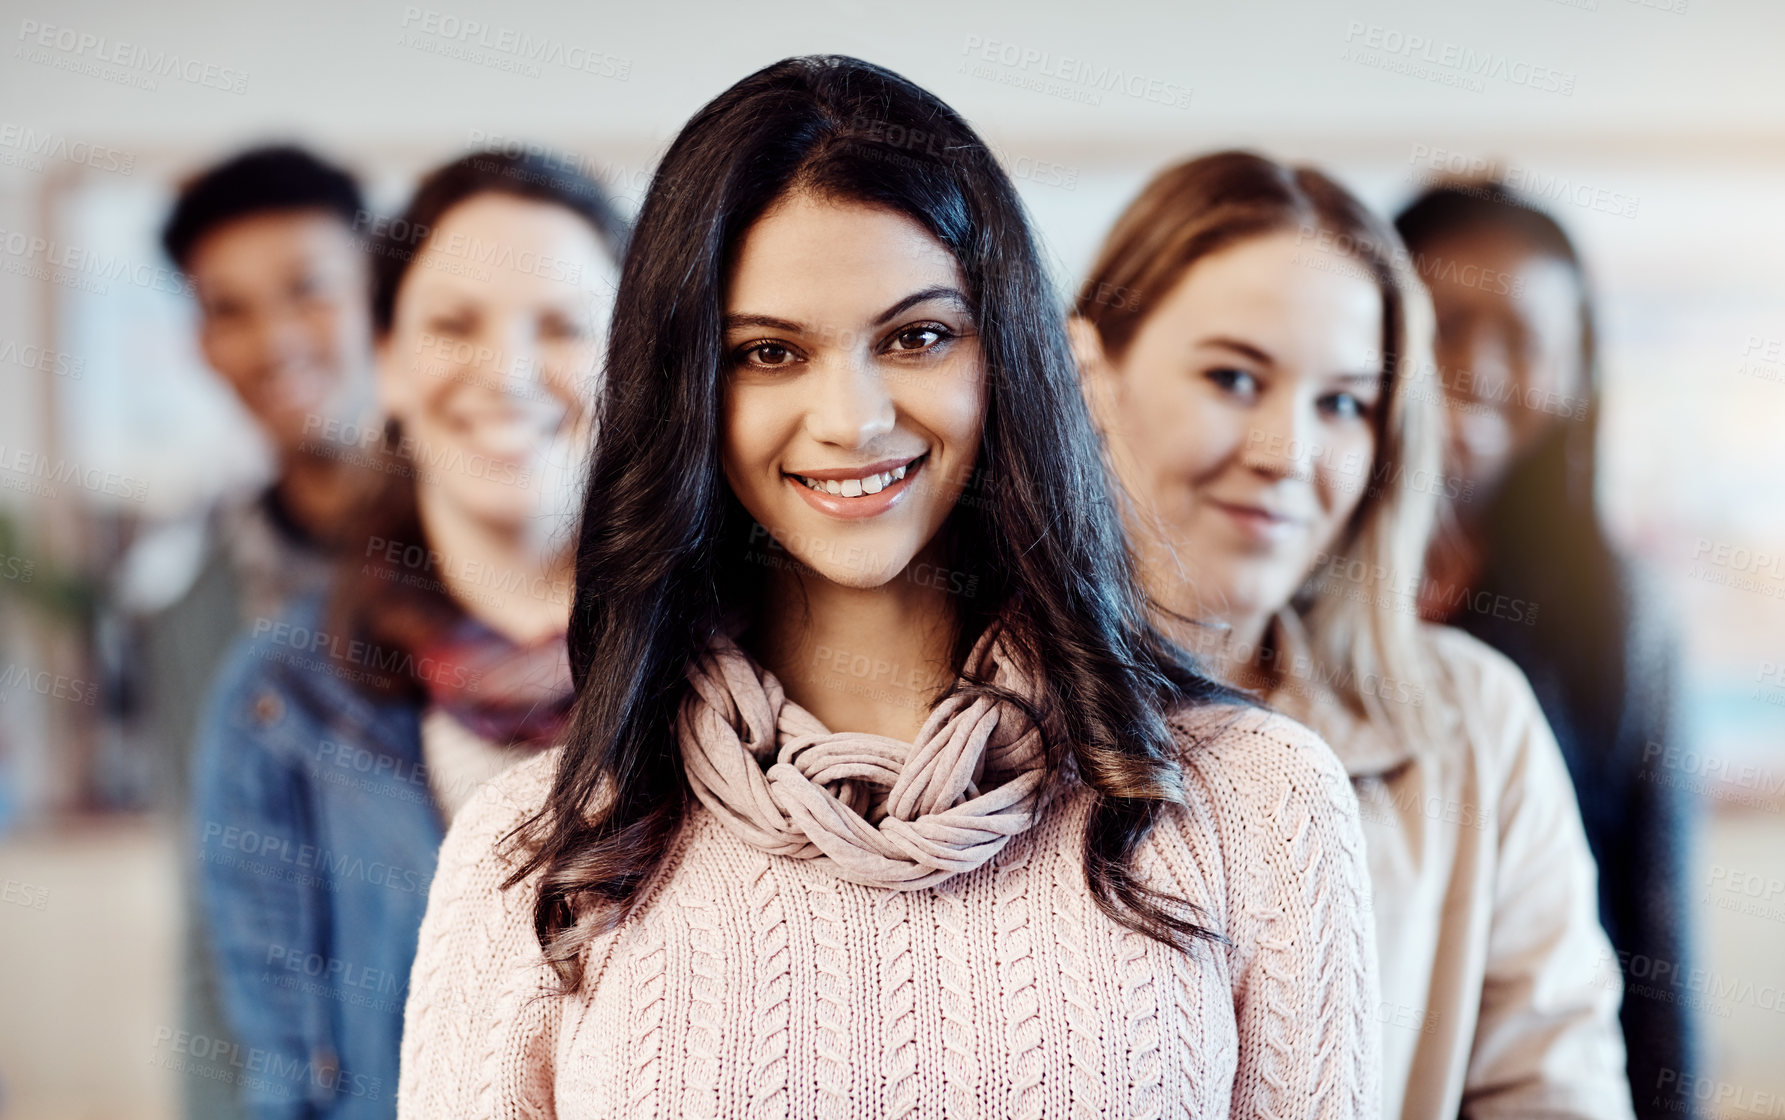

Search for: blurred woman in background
xmin=192 ymin=149 xmax=624 ymax=1120
xmin=1071 ymin=150 xmax=1632 ymax=1119
xmin=1396 ymin=182 xmax=1695 ymax=1119
xmin=400 ymin=57 xmax=1379 ymax=1118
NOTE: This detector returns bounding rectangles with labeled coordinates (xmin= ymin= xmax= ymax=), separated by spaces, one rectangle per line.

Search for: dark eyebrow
xmin=723 ymin=286 xmax=972 ymax=337
xmin=723 ymin=313 xmax=805 ymax=334
xmin=872 ymin=285 xmax=971 ymax=327
xmin=1199 ymin=336 xmax=1275 ymax=366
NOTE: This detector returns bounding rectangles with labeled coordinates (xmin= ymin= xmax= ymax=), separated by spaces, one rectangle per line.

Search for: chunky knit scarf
xmin=679 ymin=628 xmax=1052 ymax=890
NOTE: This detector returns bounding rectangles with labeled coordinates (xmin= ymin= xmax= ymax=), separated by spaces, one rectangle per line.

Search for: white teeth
xmin=794 ymin=457 xmax=919 ymax=497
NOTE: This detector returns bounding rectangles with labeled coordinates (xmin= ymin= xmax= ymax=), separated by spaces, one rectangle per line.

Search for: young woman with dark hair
xmin=193 ymin=149 xmax=624 ymax=1120
xmin=1396 ymin=182 xmax=1696 ymax=1120
xmin=399 ymin=58 xmax=1379 ymax=1118
xmin=1070 ymin=151 xmax=1633 ymax=1118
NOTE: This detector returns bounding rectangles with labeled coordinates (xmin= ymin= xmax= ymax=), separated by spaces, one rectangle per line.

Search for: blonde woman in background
xmin=1069 ymin=150 xmax=1633 ymax=1119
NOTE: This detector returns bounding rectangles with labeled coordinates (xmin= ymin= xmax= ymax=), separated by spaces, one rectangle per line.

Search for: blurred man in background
xmin=121 ymin=144 xmax=376 ymax=1120
xmin=131 ymin=144 xmax=374 ymax=768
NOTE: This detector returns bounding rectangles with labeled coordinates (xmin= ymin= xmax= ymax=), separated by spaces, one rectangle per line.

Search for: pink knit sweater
xmin=398 ymin=703 xmax=1380 ymax=1118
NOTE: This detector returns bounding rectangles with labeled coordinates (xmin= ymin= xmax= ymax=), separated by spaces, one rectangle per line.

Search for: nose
xmin=1238 ymin=388 xmax=1316 ymax=482
xmin=493 ymin=317 xmax=540 ymax=394
xmin=803 ymin=352 xmax=896 ymax=450
xmin=257 ymin=307 xmax=313 ymax=373
xmin=1446 ymin=322 xmax=1513 ymax=398
xmin=1452 ymin=407 xmax=1514 ymax=469
xmin=448 ymin=315 xmax=554 ymax=416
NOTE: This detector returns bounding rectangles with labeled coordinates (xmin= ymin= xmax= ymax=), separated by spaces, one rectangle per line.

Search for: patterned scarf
xmin=416 ymin=615 xmax=575 ymax=748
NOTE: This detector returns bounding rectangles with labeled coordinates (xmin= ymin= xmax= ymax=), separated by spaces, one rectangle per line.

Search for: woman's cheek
xmin=1165 ymin=385 xmax=1230 ymax=482
xmin=907 ymin=353 xmax=979 ymax=437
xmin=1316 ymin=431 xmax=1373 ymax=521
xmin=546 ymin=342 xmax=600 ymax=401
xmin=720 ymin=384 xmax=778 ymax=509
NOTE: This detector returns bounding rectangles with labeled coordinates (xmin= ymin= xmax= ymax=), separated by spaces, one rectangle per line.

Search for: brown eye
xmin=750 ymin=342 xmax=793 ymax=366
xmin=427 ymin=316 xmax=475 ymax=337
xmin=206 ymin=299 xmax=246 ymax=324
xmin=888 ymin=325 xmax=946 ymax=352
xmin=540 ymin=313 xmax=586 ymax=342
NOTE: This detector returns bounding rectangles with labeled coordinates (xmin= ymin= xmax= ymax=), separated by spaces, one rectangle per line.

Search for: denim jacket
xmin=192 ymin=592 xmax=444 ymax=1120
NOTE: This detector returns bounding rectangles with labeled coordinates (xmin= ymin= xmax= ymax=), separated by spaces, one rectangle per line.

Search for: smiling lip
xmin=1208 ymin=498 xmax=1302 ymax=543
xmin=445 ymin=405 xmax=568 ymax=461
xmin=785 ymin=453 xmax=927 ymax=520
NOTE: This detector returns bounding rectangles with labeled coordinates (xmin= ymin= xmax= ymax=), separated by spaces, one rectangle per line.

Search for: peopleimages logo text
xmin=15 ymin=19 xmax=249 ymax=93
xmin=1343 ymin=22 xmax=1576 ymax=95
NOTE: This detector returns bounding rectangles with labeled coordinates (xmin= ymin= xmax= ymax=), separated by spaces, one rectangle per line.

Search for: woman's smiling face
xmin=377 ymin=193 xmax=616 ymax=547
xmin=720 ymin=192 xmax=987 ymax=590
xmin=1083 ymin=229 xmax=1385 ymax=629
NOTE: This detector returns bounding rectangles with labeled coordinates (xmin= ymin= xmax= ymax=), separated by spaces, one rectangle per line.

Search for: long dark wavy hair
xmin=507 ymin=55 xmax=1246 ymax=989
xmin=328 ymin=149 xmax=627 ymax=698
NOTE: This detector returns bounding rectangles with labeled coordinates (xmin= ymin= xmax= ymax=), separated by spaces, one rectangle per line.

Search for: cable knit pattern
xmin=808 ymin=874 xmax=854 ymax=1113
xmin=933 ymin=875 xmax=981 ymax=1116
xmin=398 ymin=702 xmax=1381 ymax=1118
xmin=1050 ymin=851 xmax=1107 ymax=1119
xmin=746 ymin=850 xmax=792 ymax=1119
xmin=624 ymin=909 xmax=666 ymax=1117
xmin=993 ymin=842 xmax=1043 ymax=1119
xmin=876 ymin=888 xmax=919 ymax=1120
xmin=676 ymin=881 xmax=725 ymax=1119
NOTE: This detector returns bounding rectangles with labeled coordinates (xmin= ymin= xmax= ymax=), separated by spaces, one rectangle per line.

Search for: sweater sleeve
xmin=398 ymin=749 xmax=564 ymax=1120
xmin=1461 ymin=650 xmax=1635 ymax=1119
xmin=1181 ymin=707 xmax=1382 ymax=1119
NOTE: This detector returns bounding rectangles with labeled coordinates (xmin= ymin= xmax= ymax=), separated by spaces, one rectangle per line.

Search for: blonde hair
xmin=1076 ymin=150 xmax=1443 ymax=741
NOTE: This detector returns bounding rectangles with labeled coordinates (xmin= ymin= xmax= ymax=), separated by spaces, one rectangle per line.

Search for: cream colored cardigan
xmin=1265 ymin=613 xmax=1634 ymax=1120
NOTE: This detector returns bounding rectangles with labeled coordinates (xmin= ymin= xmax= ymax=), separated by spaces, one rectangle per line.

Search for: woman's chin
xmin=757 ymin=533 xmax=912 ymax=591
xmin=808 ymin=559 xmax=906 ymax=591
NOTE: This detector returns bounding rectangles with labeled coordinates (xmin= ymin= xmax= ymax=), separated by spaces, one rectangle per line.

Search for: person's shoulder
xmin=471 ymin=745 xmax=560 ymax=820
xmin=1417 ymin=622 xmax=1545 ymax=734
xmin=217 ymin=585 xmax=327 ymax=666
xmin=1420 ymin=620 xmax=1527 ymax=687
xmin=422 ymin=747 xmax=565 ymax=944
xmin=441 ymin=746 xmax=563 ymax=866
xmin=1166 ymin=700 xmax=1352 ymax=815
xmin=203 ymin=587 xmax=330 ymax=705
xmin=1152 ymin=701 xmax=1367 ymax=928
